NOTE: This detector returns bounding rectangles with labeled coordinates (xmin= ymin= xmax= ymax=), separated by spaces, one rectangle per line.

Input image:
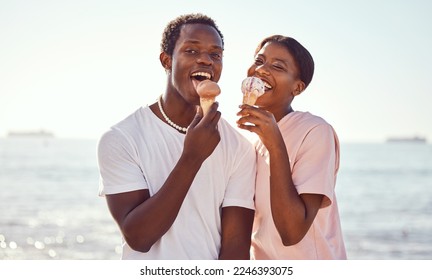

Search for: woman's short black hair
xmin=255 ymin=35 xmax=314 ymax=89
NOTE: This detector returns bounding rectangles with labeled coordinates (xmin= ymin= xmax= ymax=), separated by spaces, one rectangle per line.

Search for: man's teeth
xmin=192 ymin=72 xmax=211 ymax=79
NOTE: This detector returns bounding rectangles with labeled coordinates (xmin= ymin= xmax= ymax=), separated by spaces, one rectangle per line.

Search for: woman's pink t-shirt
xmin=251 ymin=111 xmax=347 ymax=259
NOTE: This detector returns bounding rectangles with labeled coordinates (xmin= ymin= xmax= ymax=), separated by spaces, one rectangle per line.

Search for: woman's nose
xmin=255 ymin=64 xmax=269 ymax=76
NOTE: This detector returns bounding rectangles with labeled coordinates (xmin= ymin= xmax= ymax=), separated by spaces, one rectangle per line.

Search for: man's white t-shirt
xmin=98 ymin=106 xmax=256 ymax=259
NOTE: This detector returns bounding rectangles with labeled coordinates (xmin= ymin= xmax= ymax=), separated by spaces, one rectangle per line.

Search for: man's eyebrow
xmin=183 ymin=39 xmax=223 ymax=50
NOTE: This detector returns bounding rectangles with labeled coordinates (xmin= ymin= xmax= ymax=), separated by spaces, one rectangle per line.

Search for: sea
xmin=0 ymin=138 xmax=431 ymax=260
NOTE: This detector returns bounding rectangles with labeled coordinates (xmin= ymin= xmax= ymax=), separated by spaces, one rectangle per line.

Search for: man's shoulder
xmin=98 ymin=107 xmax=146 ymax=144
xmin=218 ymin=118 xmax=255 ymax=157
xmin=114 ymin=106 xmax=147 ymax=128
xmin=218 ymin=118 xmax=250 ymax=142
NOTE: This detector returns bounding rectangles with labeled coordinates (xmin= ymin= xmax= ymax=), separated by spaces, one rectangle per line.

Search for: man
xmin=97 ymin=13 xmax=255 ymax=260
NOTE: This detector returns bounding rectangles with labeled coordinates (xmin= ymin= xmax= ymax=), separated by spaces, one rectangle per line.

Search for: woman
xmin=237 ymin=35 xmax=347 ymax=259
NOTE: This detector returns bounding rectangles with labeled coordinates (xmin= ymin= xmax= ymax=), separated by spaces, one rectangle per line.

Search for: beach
xmin=1 ymin=138 xmax=431 ymax=259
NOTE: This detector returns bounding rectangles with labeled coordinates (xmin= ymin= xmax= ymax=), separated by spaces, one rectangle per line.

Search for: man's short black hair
xmin=161 ymin=13 xmax=224 ymax=56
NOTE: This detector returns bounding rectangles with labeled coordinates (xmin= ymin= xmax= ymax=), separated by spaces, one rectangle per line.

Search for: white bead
xmin=158 ymin=96 xmax=188 ymax=132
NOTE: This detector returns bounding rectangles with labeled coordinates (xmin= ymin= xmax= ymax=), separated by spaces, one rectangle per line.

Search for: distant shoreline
xmin=7 ymin=130 xmax=54 ymax=138
xmin=386 ymin=136 xmax=427 ymax=143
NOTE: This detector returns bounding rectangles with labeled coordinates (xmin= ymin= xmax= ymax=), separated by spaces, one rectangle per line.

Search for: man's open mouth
xmin=191 ymin=72 xmax=212 ymax=81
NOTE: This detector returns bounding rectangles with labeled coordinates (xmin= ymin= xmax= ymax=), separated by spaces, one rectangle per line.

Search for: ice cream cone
xmin=196 ymin=80 xmax=221 ymax=115
xmin=241 ymin=77 xmax=265 ymax=105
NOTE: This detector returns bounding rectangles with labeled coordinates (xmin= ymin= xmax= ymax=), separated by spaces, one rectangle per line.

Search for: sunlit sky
xmin=1 ymin=0 xmax=431 ymax=142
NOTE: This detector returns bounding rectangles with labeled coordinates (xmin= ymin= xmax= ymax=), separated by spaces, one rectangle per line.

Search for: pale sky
xmin=1 ymin=0 xmax=431 ymax=142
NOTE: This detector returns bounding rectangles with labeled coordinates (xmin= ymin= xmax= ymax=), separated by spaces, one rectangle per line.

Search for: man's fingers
xmin=188 ymin=106 xmax=203 ymax=130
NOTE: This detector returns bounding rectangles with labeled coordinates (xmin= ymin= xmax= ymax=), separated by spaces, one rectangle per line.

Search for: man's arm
xmin=105 ymin=104 xmax=222 ymax=253
xmin=106 ymin=151 xmax=204 ymax=252
xmin=219 ymin=206 xmax=254 ymax=260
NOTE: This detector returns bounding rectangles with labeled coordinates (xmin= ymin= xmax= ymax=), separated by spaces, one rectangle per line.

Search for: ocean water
xmin=337 ymin=142 xmax=432 ymax=259
xmin=0 ymin=138 xmax=121 ymax=260
xmin=0 ymin=138 xmax=431 ymax=260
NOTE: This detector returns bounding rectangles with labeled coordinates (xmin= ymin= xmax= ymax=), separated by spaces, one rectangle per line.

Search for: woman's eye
xmin=186 ymin=49 xmax=197 ymax=54
xmin=254 ymin=59 xmax=263 ymax=65
xmin=273 ymin=64 xmax=284 ymax=70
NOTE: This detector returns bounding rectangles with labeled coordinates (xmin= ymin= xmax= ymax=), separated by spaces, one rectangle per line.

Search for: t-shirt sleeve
xmin=97 ymin=129 xmax=148 ymax=196
xmin=222 ymin=138 xmax=256 ymax=210
xmin=292 ymin=124 xmax=339 ymax=208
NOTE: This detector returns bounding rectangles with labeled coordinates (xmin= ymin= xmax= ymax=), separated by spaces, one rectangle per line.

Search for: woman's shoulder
xmin=291 ymin=111 xmax=329 ymax=125
xmin=280 ymin=111 xmax=331 ymax=131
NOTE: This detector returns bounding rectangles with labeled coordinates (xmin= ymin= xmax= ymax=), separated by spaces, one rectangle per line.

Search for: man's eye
xmin=186 ymin=49 xmax=197 ymax=54
xmin=211 ymin=53 xmax=222 ymax=59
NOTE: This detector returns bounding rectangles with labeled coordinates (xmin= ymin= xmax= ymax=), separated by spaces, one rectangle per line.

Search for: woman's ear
xmin=159 ymin=52 xmax=172 ymax=72
xmin=293 ymin=81 xmax=305 ymax=96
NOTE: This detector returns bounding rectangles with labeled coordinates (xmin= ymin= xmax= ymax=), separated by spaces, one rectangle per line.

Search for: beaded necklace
xmin=157 ymin=95 xmax=188 ymax=133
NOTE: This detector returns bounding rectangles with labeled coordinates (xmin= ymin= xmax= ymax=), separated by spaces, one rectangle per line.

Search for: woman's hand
xmin=237 ymin=104 xmax=283 ymax=152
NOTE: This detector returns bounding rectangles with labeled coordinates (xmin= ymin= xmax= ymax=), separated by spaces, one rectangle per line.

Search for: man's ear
xmin=293 ymin=81 xmax=305 ymax=96
xmin=159 ymin=52 xmax=172 ymax=72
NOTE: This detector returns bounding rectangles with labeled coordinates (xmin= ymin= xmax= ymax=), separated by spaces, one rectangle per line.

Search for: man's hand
xmin=183 ymin=102 xmax=221 ymax=162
